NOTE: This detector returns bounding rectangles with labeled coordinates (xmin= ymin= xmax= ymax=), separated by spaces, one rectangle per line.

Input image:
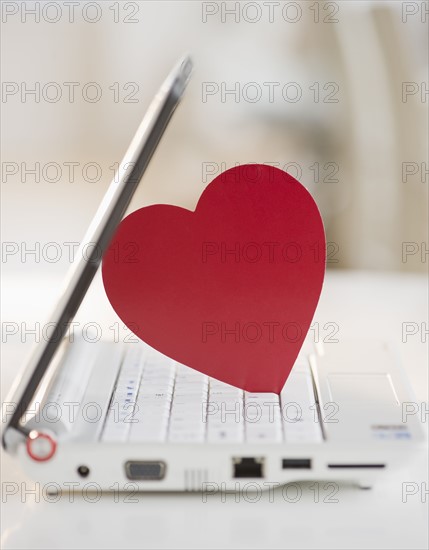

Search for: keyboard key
xmin=101 ymin=346 xmax=145 ymax=442
xmin=207 ymin=426 xmax=244 ymax=443
xmin=169 ymin=431 xmax=205 ymax=443
xmin=129 ymin=428 xmax=167 ymax=443
xmin=281 ymin=363 xmax=323 ymax=443
xmin=246 ymin=422 xmax=282 ymax=443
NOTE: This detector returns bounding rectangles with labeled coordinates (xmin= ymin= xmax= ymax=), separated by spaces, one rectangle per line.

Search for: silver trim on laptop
xmin=3 ymin=55 xmax=193 ymax=450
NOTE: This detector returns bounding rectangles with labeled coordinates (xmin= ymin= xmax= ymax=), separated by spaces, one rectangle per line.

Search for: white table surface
xmin=1 ymin=269 xmax=428 ymax=550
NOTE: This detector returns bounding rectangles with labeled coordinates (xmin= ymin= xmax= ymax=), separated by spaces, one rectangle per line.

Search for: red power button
xmin=26 ymin=431 xmax=57 ymax=462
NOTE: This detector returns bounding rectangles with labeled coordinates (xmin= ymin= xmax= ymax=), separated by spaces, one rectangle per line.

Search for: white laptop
xmin=2 ymin=56 xmax=425 ymax=493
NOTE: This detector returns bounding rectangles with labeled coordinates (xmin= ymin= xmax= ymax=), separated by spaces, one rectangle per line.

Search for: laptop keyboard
xmin=101 ymin=345 xmax=323 ymax=444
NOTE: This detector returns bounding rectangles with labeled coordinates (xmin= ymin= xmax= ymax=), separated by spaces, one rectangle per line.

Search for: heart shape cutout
xmin=102 ymin=164 xmax=325 ymax=393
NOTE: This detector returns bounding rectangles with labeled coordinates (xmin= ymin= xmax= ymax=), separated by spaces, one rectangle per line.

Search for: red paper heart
xmin=102 ymin=164 xmax=325 ymax=393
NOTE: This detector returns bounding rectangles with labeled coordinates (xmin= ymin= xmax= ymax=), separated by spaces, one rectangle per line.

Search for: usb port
xmin=282 ymin=458 xmax=312 ymax=469
xmin=233 ymin=457 xmax=264 ymax=478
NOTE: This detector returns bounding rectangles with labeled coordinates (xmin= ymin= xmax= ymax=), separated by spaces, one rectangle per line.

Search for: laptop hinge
xmin=2 ymin=425 xmax=29 ymax=453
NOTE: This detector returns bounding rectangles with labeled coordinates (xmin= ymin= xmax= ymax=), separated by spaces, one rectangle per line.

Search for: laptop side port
xmin=282 ymin=458 xmax=312 ymax=469
xmin=327 ymin=464 xmax=385 ymax=469
xmin=125 ymin=461 xmax=166 ymax=480
xmin=233 ymin=457 xmax=264 ymax=478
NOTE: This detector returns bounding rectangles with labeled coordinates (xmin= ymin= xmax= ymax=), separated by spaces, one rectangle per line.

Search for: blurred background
xmin=1 ymin=0 xmax=428 ymax=278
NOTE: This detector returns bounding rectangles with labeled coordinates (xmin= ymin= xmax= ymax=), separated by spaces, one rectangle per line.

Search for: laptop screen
xmin=3 ymin=56 xmax=193 ymax=450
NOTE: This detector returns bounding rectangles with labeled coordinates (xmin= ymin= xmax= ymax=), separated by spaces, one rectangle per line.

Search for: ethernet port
xmin=233 ymin=457 xmax=264 ymax=478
